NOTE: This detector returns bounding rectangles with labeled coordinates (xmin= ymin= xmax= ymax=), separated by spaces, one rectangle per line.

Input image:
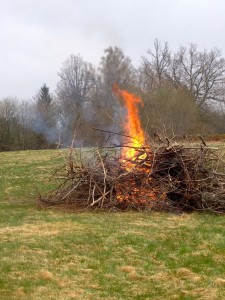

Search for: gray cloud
xmin=1 ymin=0 xmax=225 ymax=98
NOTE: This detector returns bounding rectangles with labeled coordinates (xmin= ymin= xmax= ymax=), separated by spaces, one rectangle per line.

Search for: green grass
xmin=1 ymin=150 xmax=225 ymax=299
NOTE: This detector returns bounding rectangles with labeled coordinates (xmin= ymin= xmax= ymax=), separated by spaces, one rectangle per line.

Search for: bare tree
xmin=141 ymin=40 xmax=225 ymax=107
xmin=0 ymin=98 xmax=18 ymax=150
xmin=56 ymin=54 xmax=97 ymax=119
xmin=169 ymin=44 xmax=225 ymax=107
xmin=141 ymin=39 xmax=170 ymax=91
xmin=17 ymin=100 xmax=34 ymax=149
xmin=56 ymin=54 xmax=97 ymax=145
xmin=98 ymin=46 xmax=136 ymax=134
xmin=99 ymin=46 xmax=135 ymax=92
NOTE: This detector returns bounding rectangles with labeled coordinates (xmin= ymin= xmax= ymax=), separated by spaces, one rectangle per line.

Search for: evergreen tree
xmin=33 ymin=84 xmax=57 ymax=145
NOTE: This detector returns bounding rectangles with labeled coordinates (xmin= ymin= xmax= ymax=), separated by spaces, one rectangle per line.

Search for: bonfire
xmin=40 ymin=86 xmax=225 ymax=213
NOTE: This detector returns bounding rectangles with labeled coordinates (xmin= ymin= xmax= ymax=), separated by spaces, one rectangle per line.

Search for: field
xmin=1 ymin=150 xmax=225 ymax=299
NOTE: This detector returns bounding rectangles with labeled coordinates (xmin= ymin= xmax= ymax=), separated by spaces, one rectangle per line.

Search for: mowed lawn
xmin=1 ymin=150 xmax=225 ymax=299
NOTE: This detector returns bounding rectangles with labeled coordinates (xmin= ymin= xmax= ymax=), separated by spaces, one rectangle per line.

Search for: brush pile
xmin=40 ymin=139 xmax=225 ymax=214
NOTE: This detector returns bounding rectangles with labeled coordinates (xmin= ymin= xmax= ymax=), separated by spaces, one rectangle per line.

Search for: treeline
xmin=1 ymin=39 xmax=225 ymax=151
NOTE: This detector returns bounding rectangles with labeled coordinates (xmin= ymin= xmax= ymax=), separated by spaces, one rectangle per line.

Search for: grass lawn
xmin=1 ymin=149 xmax=225 ymax=299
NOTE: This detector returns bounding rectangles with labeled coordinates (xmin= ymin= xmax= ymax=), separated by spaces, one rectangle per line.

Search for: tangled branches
xmin=40 ymin=141 xmax=225 ymax=214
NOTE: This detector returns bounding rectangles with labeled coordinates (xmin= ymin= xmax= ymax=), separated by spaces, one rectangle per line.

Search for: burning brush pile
xmin=40 ymin=88 xmax=225 ymax=213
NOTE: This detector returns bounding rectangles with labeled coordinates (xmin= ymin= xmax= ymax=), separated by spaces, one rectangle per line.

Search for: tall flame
xmin=113 ymin=85 xmax=146 ymax=161
xmin=113 ymin=85 xmax=156 ymax=204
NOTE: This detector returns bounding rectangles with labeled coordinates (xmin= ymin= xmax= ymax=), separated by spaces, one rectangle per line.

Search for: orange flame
xmin=113 ymin=85 xmax=156 ymax=204
xmin=113 ymin=85 xmax=146 ymax=162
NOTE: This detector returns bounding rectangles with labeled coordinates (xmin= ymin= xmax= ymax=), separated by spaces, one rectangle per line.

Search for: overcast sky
xmin=1 ymin=0 xmax=225 ymax=99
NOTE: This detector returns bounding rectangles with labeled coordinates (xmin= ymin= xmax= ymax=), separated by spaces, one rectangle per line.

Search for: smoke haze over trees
xmin=1 ymin=40 xmax=225 ymax=151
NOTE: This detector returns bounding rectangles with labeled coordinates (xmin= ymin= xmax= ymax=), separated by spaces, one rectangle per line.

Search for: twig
xmin=197 ymin=134 xmax=207 ymax=147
